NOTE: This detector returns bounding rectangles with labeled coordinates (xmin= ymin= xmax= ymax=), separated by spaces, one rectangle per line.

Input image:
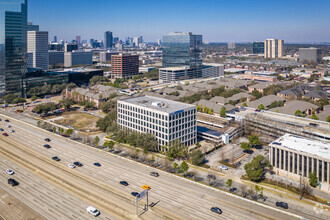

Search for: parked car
xmin=120 ymin=181 xmax=129 ymax=186
xmin=5 ymin=124 xmax=11 ymax=128
xmin=45 ymin=138 xmax=51 ymax=142
xmin=8 ymin=178 xmax=19 ymax=186
xmin=131 ymin=192 xmax=139 ymax=197
xmin=62 ymin=134 xmax=67 ymax=137
xmin=211 ymin=207 xmax=222 ymax=214
xmin=68 ymin=164 xmax=76 ymax=169
xmin=8 ymin=129 xmax=14 ymax=133
xmin=220 ymin=165 xmax=228 ymax=170
xmin=4 ymin=119 xmax=9 ymax=122
xmin=43 ymin=144 xmax=51 ymax=149
xmin=150 ymin=172 xmax=159 ymax=177
xmin=6 ymin=169 xmax=14 ymax=175
xmin=2 ymin=133 xmax=8 ymax=136
xmin=52 ymin=156 xmax=60 ymax=161
xmin=93 ymin=162 xmax=101 ymax=167
xmin=0 ymin=128 xmax=3 ymax=131
xmin=276 ymin=202 xmax=288 ymax=209
xmin=86 ymin=206 xmax=100 ymax=216
xmin=73 ymin=161 xmax=83 ymax=167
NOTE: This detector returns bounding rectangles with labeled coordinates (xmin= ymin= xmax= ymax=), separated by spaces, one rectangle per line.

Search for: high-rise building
xmin=252 ymin=42 xmax=265 ymax=54
xmin=228 ymin=42 xmax=236 ymax=49
xmin=113 ymin=37 xmax=119 ymax=44
xmin=27 ymin=22 xmax=39 ymax=31
xmin=0 ymin=0 xmax=28 ymax=96
xmin=264 ymin=39 xmax=284 ymax=58
xmin=100 ymin=52 xmax=119 ymax=62
xmin=64 ymin=43 xmax=78 ymax=52
xmin=299 ymin=47 xmax=322 ymax=63
xmin=133 ymin=37 xmax=139 ymax=47
xmin=75 ymin=36 xmax=81 ymax=45
xmin=53 ymin=36 xmax=57 ymax=43
xmin=27 ymin=31 xmax=49 ymax=71
xmin=158 ymin=39 xmax=161 ymax=45
xmin=104 ymin=31 xmax=113 ymax=49
xmin=111 ymin=54 xmax=139 ymax=79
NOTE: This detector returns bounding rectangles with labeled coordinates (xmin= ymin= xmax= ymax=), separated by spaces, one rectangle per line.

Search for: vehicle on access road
xmin=86 ymin=206 xmax=100 ymax=216
xmin=211 ymin=207 xmax=222 ymax=214
xmin=6 ymin=169 xmax=14 ymax=175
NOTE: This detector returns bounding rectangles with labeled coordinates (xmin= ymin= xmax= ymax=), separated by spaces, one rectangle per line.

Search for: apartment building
xmin=264 ymin=39 xmax=284 ymax=58
xmin=111 ymin=54 xmax=139 ymax=79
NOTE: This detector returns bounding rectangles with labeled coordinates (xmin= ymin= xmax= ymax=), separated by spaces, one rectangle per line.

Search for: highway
xmin=0 ymin=113 xmax=314 ymax=219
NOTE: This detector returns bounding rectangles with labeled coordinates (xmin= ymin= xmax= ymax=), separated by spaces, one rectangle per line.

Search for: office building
xmin=113 ymin=37 xmax=119 ymax=44
xmin=104 ymin=31 xmax=113 ymax=49
xmin=27 ymin=22 xmax=39 ymax=31
xmin=75 ymin=36 xmax=81 ymax=45
xmin=158 ymin=39 xmax=161 ymax=45
xmin=49 ymin=42 xmax=63 ymax=51
xmin=27 ymin=31 xmax=49 ymax=71
xmin=269 ymin=134 xmax=330 ymax=189
xmin=299 ymin=47 xmax=322 ymax=63
xmin=65 ymin=43 xmax=78 ymax=52
xmin=53 ymin=36 xmax=57 ymax=43
xmin=117 ymin=96 xmax=197 ymax=149
xmin=0 ymin=0 xmax=28 ymax=96
xmin=64 ymin=51 xmax=93 ymax=67
xmin=264 ymin=39 xmax=284 ymax=58
xmin=228 ymin=42 xmax=236 ymax=49
xmin=49 ymin=51 xmax=64 ymax=66
xmin=100 ymin=52 xmax=119 ymax=63
xmin=111 ymin=54 xmax=139 ymax=79
xmin=253 ymin=42 xmax=265 ymax=54
xmin=133 ymin=36 xmax=143 ymax=47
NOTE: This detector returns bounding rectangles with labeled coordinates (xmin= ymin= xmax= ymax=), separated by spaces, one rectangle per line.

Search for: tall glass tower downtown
xmin=162 ymin=32 xmax=202 ymax=78
xmin=0 ymin=0 xmax=27 ymax=96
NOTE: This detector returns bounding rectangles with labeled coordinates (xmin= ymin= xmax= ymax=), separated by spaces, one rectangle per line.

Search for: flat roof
xmin=118 ymin=95 xmax=195 ymax=114
xmin=160 ymin=66 xmax=190 ymax=71
xmin=271 ymin=133 xmax=330 ymax=160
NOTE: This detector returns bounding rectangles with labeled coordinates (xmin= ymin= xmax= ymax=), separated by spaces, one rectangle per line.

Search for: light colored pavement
xmin=0 ymin=113 xmax=317 ymax=220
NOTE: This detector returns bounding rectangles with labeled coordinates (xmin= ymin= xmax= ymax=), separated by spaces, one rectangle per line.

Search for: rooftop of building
xmin=160 ymin=66 xmax=190 ymax=71
xmin=119 ymin=95 xmax=195 ymax=113
xmin=57 ymin=68 xmax=100 ymax=73
xmin=271 ymin=133 xmax=330 ymax=160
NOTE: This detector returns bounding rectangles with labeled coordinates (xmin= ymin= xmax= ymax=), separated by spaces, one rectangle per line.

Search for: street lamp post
xmin=299 ymin=171 xmax=302 ymax=200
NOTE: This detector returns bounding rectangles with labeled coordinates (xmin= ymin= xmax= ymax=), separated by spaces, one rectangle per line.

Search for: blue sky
xmin=28 ymin=0 xmax=330 ymax=42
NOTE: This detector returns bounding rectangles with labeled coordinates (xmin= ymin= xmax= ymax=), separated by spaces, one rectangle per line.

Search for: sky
xmin=28 ymin=0 xmax=330 ymax=43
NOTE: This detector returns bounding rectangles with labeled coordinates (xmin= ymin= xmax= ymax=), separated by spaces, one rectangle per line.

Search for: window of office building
xmin=324 ymin=162 xmax=328 ymax=182
xmin=276 ymin=149 xmax=279 ymax=168
xmin=303 ymin=156 xmax=307 ymax=177
xmin=308 ymin=157 xmax=312 ymax=174
xmin=294 ymin=154 xmax=297 ymax=174
xmin=281 ymin=150 xmax=284 ymax=169
xmin=319 ymin=160 xmax=322 ymax=181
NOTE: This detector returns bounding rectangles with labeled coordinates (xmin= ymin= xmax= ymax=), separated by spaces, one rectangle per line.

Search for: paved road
xmin=0 ymin=113 xmax=316 ymax=220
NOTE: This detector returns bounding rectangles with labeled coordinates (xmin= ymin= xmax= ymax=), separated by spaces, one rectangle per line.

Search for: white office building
xmin=264 ymin=39 xmax=284 ymax=58
xmin=269 ymin=133 xmax=330 ymax=190
xmin=117 ymin=96 xmax=197 ymax=150
xmin=27 ymin=31 xmax=49 ymax=71
xmin=64 ymin=51 xmax=93 ymax=67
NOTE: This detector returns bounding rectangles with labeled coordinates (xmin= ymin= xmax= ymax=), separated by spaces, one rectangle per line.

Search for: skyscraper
xmin=264 ymin=39 xmax=284 ymax=58
xmin=27 ymin=22 xmax=39 ymax=31
xmin=54 ymin=36 xmax=57 ymax=43
xmin=0 ymin=0 xmax=28 ymax=96
xmin=252 ymin=42 xmax=265 ymax=54
xmin=75 ymin=36 xmax=81 ymax=45
xmin=27 ymin=31 xmax=49 ymax=71
xmin=228 ymin=42 xmax=236 ymax=49
xmin=104 ymin=31 xmax=113 ymax=49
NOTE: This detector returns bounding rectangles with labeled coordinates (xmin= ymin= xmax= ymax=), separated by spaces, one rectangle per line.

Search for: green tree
xmin=220 ymin=107 xmax=227 ymax=117
xmin=189 ymin=150 xmax=205 ymax=166
xmin=309 ymin=114 xmax=319 ymax=120
xmin=30 ymin=96 xmax=38 ymax=101
xmin=59 ymin=98 xmax=76 ymax=110
xmin=52 ymin=127 xmax=57 ymax=133
xmin=240 ymin=142 xmax=252 ymax=152
xmin=251 ymin=90 xmax=262 ymax=99
xmin=12 ymin=97 xmax=26 ymax=105
xmin=244 ymin=155 xmax=272 ymax=182
xmin=179 ymin=161 xmax=189 ymax=175
xmin=84 ymin=101 xmax=95 ymax=109
xmin=243 ymin=103 xmax=247 ymax=107
xmin=3 ymin=93 xmax=19 ymax=104
xmin=65 ymin=128 xmax=74 ymax=136
xmin=248 ymin=135 xmax=260 ymax=147
xmin=226 ymin=179 xmax=232 ymax=188
xmin=103 ymin=141 xmax=115 ymax=150
xmin=309 ymin=170 xmax=318 ymax=187
xmin=327 ymin=116 xmax=330 ymax=122
xmin=185 ymin=81 xmax=190 ymax=86
xmin=173 ymin=162 xmax=179 ymax=170
xmin=135 ymin=149 xmax=140 ymax=159
xmin=89 ymin=75 xmax=109 ymax=85
xmin=295 ymin=110 xmax=302 ymax=116
xmin=258 ymin=104 xmax=265 ymax=110
xmin=100 ymin=100 xmax=116 ymax=113
xmin=94 ymin=136 xmax=100 ymax=146
xmin=166 ymin=140 xmax=188 ymax=159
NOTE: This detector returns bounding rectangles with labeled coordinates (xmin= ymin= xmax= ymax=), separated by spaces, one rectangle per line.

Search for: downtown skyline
xmin=28 ymin=0 xmax=330 ymax=43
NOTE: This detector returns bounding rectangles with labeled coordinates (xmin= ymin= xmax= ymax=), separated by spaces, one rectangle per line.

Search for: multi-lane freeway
xmin=0 ymin=113 xmax=317 ymax=219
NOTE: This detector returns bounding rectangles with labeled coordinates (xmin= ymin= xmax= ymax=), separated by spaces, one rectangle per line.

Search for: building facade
xmin=228 ymin=42 xmax=236 ymax=49
xmin=104 ymin=31 xmax=113 ymax=49
xmin=117 ymin=96 xmax=197 ymax=149
xmin=253 ymin=42 xmax=265 ymax=54
xmin=269 ymin=134 xmax=330 ymax=189
xmin=299 ymin=47 xmax=322 ymax=63
xmin=27 ymin=22 xmax=39 ymax=31
xmin=64 ymin=43 xmax=78 ymax=52
xmin=264 ymin=39 xmax=284 ymax=58
xmin=111 ymin=54 xmax=139 ymax=79
xmin=0 ymin=0 xmax=28 ymax=96
xmin=49 ymin=51 xmax=64 ymax=66
xmin=64 ymin=51 xmax=92 ymax=67
xmin=100 ymin=52 xmax=119 ymax=63
xmin=27 ymin=31 xmax=49 ymax=71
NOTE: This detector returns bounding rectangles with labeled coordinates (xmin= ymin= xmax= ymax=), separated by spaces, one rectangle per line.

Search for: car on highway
xmin=52 ymin=156 xmax=60 ymax=161
xmin=150 ymin=172 xmax=159 ymax=177
xmin=62 ymin=134 xmax=68 ymax=137
xmin=73 ymin=161 xmax=83 ymax=167
xmin=68 ymin=164 xmax=76 ymax=169
xmin=5 ymin=124 xmax=11 ymax=128
xmin=0 ymin=128 xmax=3 ymax=131
xmin=4 ymin=119 xmax=9 ymax=122
xmin=2 ymin=133 xmax=8 ymax=136
xmin=254 ymin=109 xmax=260 ymax=112
xmin=131 ymin=192 xmax=139 ymax=197
xmin=93 ymin=162 xmax=101 ymax=167
xmin=45 ymin=138 xmax=51 ymax=142
xmin=8 ymin=129 xmax=14 ymax=133
xmin=8 ymin=178 xmax=19 ymax=186
xmin=211 ymin=207 xmax=222 ymax=214
xmin=220 ymin=165 xmax=228 ymax=170
xmin=120 ymin=181 xmax=129 ymax=186
xmin=6 ymin=169 xmax=14 ymax=175
xmin=276 ymin=202 xmax=288 ymax=209
xmin=86 ymin=206 xmax=100 ymax=216
xmin=43 ymin=144 xmax=51 ymax=149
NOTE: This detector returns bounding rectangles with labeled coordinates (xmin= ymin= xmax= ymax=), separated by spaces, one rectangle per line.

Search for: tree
xmin=251 ymin=90 xmax=262 ymax=99
xmin=33 ymin=103 xmax=56 ymax=114
xmin=190 ymin=150 xmax=205 ymax=166
xmin=166 ymin=140 xmax=188 ymax=159
xmin=243 ymin=103 xmax=247 ymax=107
xmin=65 ymin=128 xmax=74 ymax=136
xmin=173 ymin=162 xmax=179 ymax=170
xmin=309 ymin=114 xmax=319 ymax=120
xmin=226 ymin=179 xmax=232 ymax=188
xmin=179 ymin=161 xmax=189 ymax=175
xmin=84 ymin=101 xmax=95 ymax=109
xmin=327 ymin=116 xmax=330 ymax=122
xmin=309 ymin=170 xmax=318 ymax=187
xmin=295 ymin=110 xmax=303 ymax=117
xmin=30 ymin=95 xmax=38 ymax=101
xmin=89 ymin=75 xmax=109 ymax=85
xmin=94 ymin=136 xmax=100 ymax=146
xmin=100 ymin=100 xmax=116 ymax=113
xmin=103 ymin=141 xmax=115 ymax=151
xmin=240 ymin=142 xmax=252 ymax=152
xmin=258 ymin=104 xmax=265 ymax=110
xmin=248 ymin=135 xmax=260 ymax=147
xmin=3 ymin=93 xmax=19 ymax=104
xmin=59 ymin=98 xmax=76 ymax=110
xmin=220 ymin=107 xmax=227 ymax=117
xmin=255 ymin=185 xmax=260 ymax=197
xmin=185 ymin=81 xmax=190 ymax=86
xmin=206 ymin=174 xmax=216 ymax=184
xmin=244 ymin=155 xmax=272 ymax=182
xmin=12 ymin=97 xmax=26 ymax=105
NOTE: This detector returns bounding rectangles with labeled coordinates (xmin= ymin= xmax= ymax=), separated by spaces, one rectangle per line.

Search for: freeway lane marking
xmin=0 ymin=113 xmax=305 ymax=219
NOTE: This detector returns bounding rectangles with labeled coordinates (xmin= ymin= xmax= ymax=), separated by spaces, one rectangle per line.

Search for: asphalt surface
xmin=0 ymin=113 xmax=315 ymax=220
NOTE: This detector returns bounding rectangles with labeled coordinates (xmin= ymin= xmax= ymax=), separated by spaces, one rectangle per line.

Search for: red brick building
xmin=111 ymin=54 xmax=139 ymax=79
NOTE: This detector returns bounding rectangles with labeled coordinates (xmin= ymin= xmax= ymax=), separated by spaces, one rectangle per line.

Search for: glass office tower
xmin=252 ymin=41 xmax=265 ymax=54
xmin=0 ymin=0 xmax=27 ymax=96
xmin=162 ymin=32 xmax=202 ymax=77
xmin=104 ymin=31 xmax=113 ymax=49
